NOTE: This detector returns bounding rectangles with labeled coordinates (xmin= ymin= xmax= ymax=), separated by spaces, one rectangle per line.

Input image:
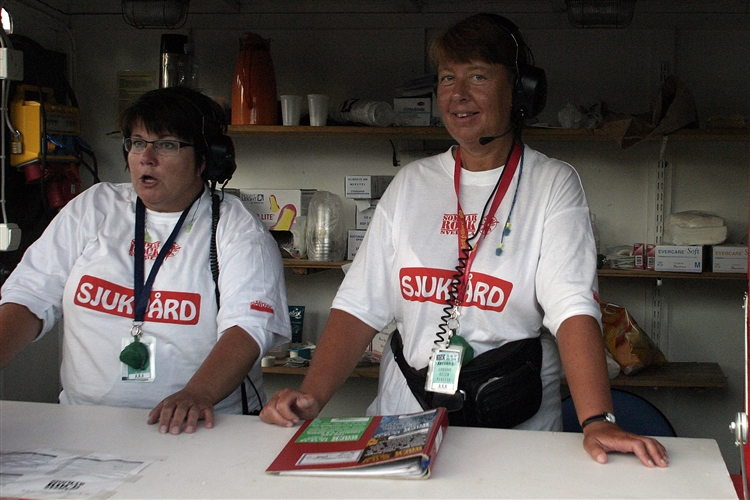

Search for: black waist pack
xmin=390 ymin=330 xmax=543 ymax=428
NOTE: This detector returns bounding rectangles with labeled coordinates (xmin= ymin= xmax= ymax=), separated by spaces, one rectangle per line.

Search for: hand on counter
xmin=260 ymin=389 xmax=321 ymax=427
xmin=583 ymin=421 xmax=669 ymax=467
xmin=147 ymin=388 xmax=215 ymax=435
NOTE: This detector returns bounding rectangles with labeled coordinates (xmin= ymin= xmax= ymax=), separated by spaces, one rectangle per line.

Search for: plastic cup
xmin=280 ymin=95 xmax=302 ymax=126
xmin=307 ymin=94 xmax=329 ymax=126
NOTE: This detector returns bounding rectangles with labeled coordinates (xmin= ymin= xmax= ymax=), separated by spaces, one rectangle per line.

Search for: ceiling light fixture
xmin=122 ymin=0 xmax=190 ymax=29
xmin=565 ymin=0 xmax=636 ymax=28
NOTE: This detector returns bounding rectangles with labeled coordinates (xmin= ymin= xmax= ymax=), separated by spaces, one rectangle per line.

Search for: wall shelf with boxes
xmin=250 ymin=123 xmax=746 ymax=392
xmin=284 ymin=260 xmax=747 ymax=280
xmin=597 ymin=269 xmax=747 ymax=280
xmin=227 ymin=125 xmax=750 ymax=142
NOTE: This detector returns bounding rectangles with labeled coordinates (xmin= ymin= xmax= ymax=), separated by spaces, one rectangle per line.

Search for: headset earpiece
xmin=513 ymin=63 xmax=547 ymax=122
xmin=203 ymin=133 xmax=236 ymax=185
xmin=187 ymin=95 xmax=237 ymax=185
xmin=493 ymin=14 xmax=547 ymax=123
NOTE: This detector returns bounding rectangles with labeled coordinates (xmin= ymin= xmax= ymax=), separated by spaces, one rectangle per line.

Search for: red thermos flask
xmin=231 ymin=32 xmax=278 ymax=125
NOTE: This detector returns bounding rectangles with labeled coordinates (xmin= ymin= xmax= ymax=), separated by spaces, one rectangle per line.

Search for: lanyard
xmin=452 ymin=140 xmax=522 ymax=307
xmin=133 ymin=194 xmax=199 ymax=324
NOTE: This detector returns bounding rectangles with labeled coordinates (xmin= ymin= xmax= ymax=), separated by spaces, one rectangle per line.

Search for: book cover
xmin=265 ymin=408 xmax=448 ymax=479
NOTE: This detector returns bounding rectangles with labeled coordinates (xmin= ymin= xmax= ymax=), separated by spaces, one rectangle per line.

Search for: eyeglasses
xmin=123 ymin=137 xmax=193 ymax=157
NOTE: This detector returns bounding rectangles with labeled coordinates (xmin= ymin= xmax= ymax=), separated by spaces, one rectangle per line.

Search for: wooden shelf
xmin=263 ymin=361 xmax=380 ymax=378
xmin=283 ymin=259 xmax=349 ymax=275
xmin=228 ymin=125 xmax=750 ymax=142
xmin=264 ymin=360 xmax=724 ymax=388
xmin=282 ymin=259 xmax=747 ymax=280
xmin=597 ymin=269 xmax=747 ymax=280
xmin=228 ymin=125 xmax=452 ymax=140
xmin=569 ymin=362 xmax=728 ymax=389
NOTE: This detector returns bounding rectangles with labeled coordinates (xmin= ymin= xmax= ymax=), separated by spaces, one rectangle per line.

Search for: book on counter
xmin=265 ymin=407 xmax=449 ymax=479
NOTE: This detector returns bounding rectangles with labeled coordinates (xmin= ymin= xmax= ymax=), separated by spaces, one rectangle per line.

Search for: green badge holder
xmin=120 ymin=339 xmax=149 ymax=371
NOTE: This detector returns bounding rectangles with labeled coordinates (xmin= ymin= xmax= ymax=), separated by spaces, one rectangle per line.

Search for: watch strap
xmin=580 ymin=412 xmax=616 ymax=430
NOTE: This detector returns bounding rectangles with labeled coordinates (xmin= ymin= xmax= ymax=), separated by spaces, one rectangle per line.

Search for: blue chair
xmin=561 ymin=388 xmax=677 ymax=437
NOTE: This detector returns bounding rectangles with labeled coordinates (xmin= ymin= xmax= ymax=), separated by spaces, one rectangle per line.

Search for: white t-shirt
xmin=333 ymin=144 xmax=601 ymax=430
xmin=1 ymin=183 xmax=291 ymax=413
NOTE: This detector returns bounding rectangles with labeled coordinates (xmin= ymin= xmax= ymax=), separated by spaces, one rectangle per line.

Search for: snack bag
xmin=600 ymin=301 xmax=667 ymax=375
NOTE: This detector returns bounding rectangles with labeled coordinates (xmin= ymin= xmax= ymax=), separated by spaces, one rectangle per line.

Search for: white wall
xmin=3 ymin=0 xmax=748 ymax=473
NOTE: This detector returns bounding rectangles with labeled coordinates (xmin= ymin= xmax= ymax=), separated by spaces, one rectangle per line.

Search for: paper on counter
xmin=0 ymin=449 xmax=155 ymax=499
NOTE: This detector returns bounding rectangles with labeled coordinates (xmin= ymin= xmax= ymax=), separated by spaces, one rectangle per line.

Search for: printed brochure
xmin=265 ymin=408 xmax=448 ymax=479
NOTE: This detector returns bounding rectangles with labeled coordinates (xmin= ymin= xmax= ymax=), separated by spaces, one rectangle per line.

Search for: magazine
xmin=265 ymin=408 xmax=448 ymax=479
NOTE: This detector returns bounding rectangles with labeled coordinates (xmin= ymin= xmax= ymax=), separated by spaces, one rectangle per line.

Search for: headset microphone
xmin=479 ymin=125 xmax=513 ymax=145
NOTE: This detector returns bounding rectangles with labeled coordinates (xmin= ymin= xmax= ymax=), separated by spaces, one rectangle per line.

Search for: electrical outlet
xmin=0 ymin=223 xmax=21 ymax=251
xmin=0 ymin=47 xmax=24 ymax=81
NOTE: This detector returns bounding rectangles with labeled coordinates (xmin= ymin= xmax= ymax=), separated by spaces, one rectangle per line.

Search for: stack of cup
xmin=305 ymin=191 xmax=344 ymax=261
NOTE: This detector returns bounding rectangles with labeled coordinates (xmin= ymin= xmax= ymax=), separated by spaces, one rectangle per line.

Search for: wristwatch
xmin=580 ymin=412 xmax=616 ymax=430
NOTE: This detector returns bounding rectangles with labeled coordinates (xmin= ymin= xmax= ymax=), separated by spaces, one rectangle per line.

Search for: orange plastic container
xmin=231 ymin=32 xmax=278 ymax=125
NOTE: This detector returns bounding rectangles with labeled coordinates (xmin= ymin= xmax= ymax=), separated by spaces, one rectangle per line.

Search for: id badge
xmin=425 ymin=345 xmax=464 ymax=394
xmin=120 ymin=335 xmax=156 ymax=382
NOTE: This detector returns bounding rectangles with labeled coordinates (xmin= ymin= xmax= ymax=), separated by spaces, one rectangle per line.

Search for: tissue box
xmin=393 ymin=98 xmax=431 ymax=126
xmin=654 ymin=245 xmax=705 ymax=273
xmin=347 ymin=229 xmax=367 ymax=260
xmin=711 ymin=246 xmax=748 ymax=273
xmin=345 ymin=176 xmax=393 ymax=199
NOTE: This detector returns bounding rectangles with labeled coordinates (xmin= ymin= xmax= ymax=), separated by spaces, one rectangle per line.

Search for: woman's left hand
xmin=583 ymin=421 xmax=669 ymax=467
xmin=147 ymin=389 xmax=215 ymax=435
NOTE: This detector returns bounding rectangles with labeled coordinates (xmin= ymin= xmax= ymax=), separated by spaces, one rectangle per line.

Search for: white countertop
xmin=0 ymin=400 xmax=737 ymax=499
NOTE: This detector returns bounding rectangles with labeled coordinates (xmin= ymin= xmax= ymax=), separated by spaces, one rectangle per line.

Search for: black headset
xmin=492 ymin=14 xmax=547 ymax=123
xmin=201 ymin=127 xmax=236 ymax=186
xmin=188 ymin=95 xmax=236 ymax=186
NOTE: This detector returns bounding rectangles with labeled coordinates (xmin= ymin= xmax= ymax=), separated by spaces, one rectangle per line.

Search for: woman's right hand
xmin=260 ymin=388 xmax=321 ymax=427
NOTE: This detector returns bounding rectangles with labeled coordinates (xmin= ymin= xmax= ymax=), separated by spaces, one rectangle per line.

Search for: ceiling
xmin=8 ymin=0 xmax=749 ymax=30
xmin=14 ymin=0 xmax=750 ymax=16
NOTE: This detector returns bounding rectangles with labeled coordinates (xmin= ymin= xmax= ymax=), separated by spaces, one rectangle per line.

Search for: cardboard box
xmin=347 ymin=229 xmax=367 ymax=260
xmin=393 ymin=97 xmax=431 ymax=126
xmin=355 ymin=199 xmax=379 ymax=230
xmin=345 ymin=175 xmax=393 ymax=199
xmin=369 ymin=322 xmax=396 ymax=360
xmin=237 ymin=189 xmax=316 ymax=229
xmin=654 ymin=245 xmax=705 ymax=273
xmin=235 ymin=189 xmax=315 ymax=259
xmin=633 ymin=243 xmax=645 ymax=270
xmin=711 ymin=245 xmax=748 ymax=273
xmin=646 ymin=244 xmax=656 ymax=271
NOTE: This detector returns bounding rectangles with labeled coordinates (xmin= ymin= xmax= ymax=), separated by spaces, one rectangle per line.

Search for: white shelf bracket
xmin=648 ymin=136 xmax=672 ymax=348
